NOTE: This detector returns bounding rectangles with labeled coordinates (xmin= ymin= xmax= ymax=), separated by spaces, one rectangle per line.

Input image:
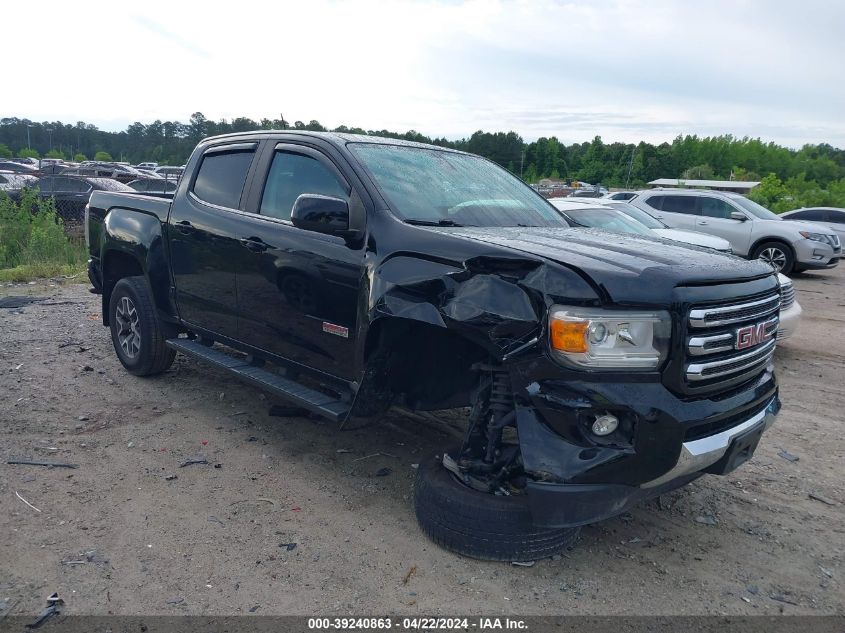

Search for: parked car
xmin=38 ymin=162 xmax=71 ymax=176
xmin=87 ymin=131 xmax=782 ymax=561
xmin=776 ymin=273 xmax=801 ymax=340
xmin=127 ymin=178 xmax=178 ymax=195
xmin=34 ymin=175 xmax=133 ymax=221
xmin=550 ymin=198 xmax=733 ymax=252
xmin=628 ymin=189 xmax=841 ymax=274
xmin=136 ymin=162 xmax=159 ymax=170
xmin=0 ymin=161 xmax=38 ymax=175
xmin=7 ymin=157 xmax=40 ymax=168
xmin=154 ymin=166 xmax=184 ymax=181
xmin=603 ymin=191 xmax=638 ymax=201
xmin=780 ymin=207 xmax=845 ymax=240
xmin=0 ymin=172 xmax=38 ymax=200
xmin=62 ymin=163 xmax=158 ymax=184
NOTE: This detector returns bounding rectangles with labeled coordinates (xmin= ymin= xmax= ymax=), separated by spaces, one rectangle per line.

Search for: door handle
xmin=655 ymin=215 xmax=664 ymax=219
xmin=174 ymin=220 xmax=194 ymax=235
xmin=240 ymin=237 xmax=268 ymax=252
xmin=698 ymin=221 xmax=708 ymax=225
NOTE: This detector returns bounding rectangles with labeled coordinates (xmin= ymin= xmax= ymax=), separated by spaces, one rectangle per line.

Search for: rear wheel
xmin=109 ymin=276 xmax=176 ymax=376
xmin=752 ymin=241 xmax=794 ymax=274
xmin=414 ymin=451 xmax=580 ymax=561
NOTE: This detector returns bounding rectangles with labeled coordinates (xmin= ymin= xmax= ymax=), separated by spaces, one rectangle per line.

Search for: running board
xmin=166 ymin=338 xmax=350 ymax=422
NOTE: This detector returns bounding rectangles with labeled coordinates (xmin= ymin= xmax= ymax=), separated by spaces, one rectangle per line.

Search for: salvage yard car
xmin=629 ymin=189 xmax=841 ymax=274
xmin=86 ymin=131 xmax=783 ymax=561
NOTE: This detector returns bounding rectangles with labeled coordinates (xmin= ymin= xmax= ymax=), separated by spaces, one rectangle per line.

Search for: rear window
xmin=644 ymin=195 xmax=663 ymax=211
xmin=661 ymin=195 xmax=698 ymax=215
xmin=193 ymin=149 xmax=255 ymax=209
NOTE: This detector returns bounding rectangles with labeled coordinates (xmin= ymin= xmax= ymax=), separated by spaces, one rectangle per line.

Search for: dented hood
xmin=429 ymin=226 xmax=775 ymax=304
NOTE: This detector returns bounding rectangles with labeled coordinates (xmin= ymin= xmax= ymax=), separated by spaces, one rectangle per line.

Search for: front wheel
xmin=751 ymin=241 xmax=794 ymax=274
xmin=108 ymin=276 xmax=176 ymax=376
xmin=414 ymin=452 xmax=580 ymax=561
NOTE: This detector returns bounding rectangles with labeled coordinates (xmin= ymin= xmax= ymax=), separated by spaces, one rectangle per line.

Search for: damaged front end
xmin=356 ymin=226 xmax=780 ymax=529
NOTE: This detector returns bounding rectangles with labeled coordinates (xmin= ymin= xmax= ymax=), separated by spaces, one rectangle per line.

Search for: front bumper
xmin=523 ymin=397 xmax=779 ymax=528
xmin=776 ymin=300 xmax=802 ymax=340
xmin=794 ymin=238 xmax=840 ymax=268
xmin=509 ymin=354 xmax=779 ymax=528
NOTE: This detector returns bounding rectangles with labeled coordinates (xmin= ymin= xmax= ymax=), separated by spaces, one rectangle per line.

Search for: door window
xmin=828 ymin=210 xmax=845 ymax=223
xmin=644 ymin=195 xmax=664 ymax=211
xmin=661 ymin=195 xmax=698 ymax=215
xmin=790 ymin=209 xmax=827 ymax=221
xmin=700 ymin=197 xmax=737 ymax=219
xmin=260 ymin=151 xmax=348 ymax=221
xmin=193 ymin=148 xmax=255 ymax=209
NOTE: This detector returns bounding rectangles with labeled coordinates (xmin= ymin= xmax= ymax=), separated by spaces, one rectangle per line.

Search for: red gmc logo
xmin=735 ymin=322 xmax=775 ymax=350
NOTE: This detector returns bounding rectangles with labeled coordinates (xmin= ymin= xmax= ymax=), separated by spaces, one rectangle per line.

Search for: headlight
xmin=549 ymin=306 xmax=671 ymax=370
xmin=799 ymin=231 xmax=829 ymax=243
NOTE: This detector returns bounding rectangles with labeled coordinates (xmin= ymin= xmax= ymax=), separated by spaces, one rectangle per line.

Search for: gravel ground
xmin=0 ymin=266 xmax=843 ymax=617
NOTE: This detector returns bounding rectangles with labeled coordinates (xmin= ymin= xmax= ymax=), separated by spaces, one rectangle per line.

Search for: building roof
xmin=648 ymin=178 xmax=760 ymax=190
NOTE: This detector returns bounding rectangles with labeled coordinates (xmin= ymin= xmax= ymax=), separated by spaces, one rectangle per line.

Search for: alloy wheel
xmin=758 ymin=247 xmax=787 ymax=271
xmin=115 ymin=296 xmax=141 ymax=359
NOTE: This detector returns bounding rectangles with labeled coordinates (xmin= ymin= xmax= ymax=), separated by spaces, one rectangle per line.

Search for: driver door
xmin=234 ymin=143 xmax=366 ymax=380
xmin=695 ymin=196 xmax=753 ymax=255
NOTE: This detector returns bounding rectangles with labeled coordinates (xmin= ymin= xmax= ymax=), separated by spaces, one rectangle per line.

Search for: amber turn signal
xmin=550 ymin=319 xmax=589 ymax=353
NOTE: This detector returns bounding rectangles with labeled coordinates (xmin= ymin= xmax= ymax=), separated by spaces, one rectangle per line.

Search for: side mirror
xmin=291 ymin=194 xmax=352 ymax=237
xmin=730 ymin=211 xmax=747 ymax=222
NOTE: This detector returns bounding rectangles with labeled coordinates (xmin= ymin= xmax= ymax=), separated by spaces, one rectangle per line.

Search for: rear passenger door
xmin=695 ymin=195 xmax=753 ymax=255
xmin=652 ymin=194 xmax=699 ymax=229
xmin=233 ymin=142 xmax=366 ymax=380
xmin=169 ymin=142 xmax=259 ymax=340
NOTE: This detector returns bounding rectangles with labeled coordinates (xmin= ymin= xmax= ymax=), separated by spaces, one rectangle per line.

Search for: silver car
xmin=776 ymin=273 xmax=801 ymax=341
xmin=779 ymin=207 xmax=845 ymax=241
xmin=628 ymin=189 xmax=841 ymax=274
xmin=550 ymin=198 xmax=733 ymax=252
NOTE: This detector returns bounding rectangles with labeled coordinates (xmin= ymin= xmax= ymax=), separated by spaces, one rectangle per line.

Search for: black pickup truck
xmin=86 ymin=131 xmax=781 ymax=561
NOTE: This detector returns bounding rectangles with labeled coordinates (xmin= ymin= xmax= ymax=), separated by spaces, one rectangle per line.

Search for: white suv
xmin=629 ymin=189 xmax=841 ymax=274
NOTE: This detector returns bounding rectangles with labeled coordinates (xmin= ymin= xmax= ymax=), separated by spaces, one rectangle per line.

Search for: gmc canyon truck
xmin=86 ymin=132 xmax=782 ymax=561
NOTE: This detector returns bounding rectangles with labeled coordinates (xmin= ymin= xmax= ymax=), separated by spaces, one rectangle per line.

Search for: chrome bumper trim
xmin=641 ymin=398 xmax=778 ymax=489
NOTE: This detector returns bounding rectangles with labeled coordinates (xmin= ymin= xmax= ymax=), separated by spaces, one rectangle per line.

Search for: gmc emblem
xmin=735 ymin=321 xmax=775 ymax=350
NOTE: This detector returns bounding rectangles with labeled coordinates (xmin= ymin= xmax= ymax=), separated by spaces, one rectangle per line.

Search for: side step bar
xmin=166 ymin=338 xmax=351 ymax=422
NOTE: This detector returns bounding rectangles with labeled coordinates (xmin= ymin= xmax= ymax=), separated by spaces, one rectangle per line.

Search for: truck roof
xmin=199 ymin=130 xmax=465 ymax=154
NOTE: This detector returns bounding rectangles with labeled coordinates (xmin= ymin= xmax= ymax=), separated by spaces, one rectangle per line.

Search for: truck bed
xmin=89 ymin=190 xmax=172 ymax=222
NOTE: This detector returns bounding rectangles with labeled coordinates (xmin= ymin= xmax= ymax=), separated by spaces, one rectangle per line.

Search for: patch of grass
xmin=0 ymin=262 xmax=85 ymax=283
xmin=0 ymin=190 xmax=87 ymax=282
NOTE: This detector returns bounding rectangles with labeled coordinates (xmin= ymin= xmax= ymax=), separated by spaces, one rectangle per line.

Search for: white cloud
xmin=5 ymin=0 xmax=843 ymax=147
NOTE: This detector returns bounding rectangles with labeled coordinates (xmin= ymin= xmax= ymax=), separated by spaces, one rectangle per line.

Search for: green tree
xmin=94 ymin=151 xmax=113 ymax=162
xmin=0 ymin=143 xmax=11 ymax=158
xmin=18 ymin=148 xmax=39 ymax=159
xmin=681 ymin=164 xmax=716 ymax=179
xmin=44 ymin=149 xmax=65 ymax=160
xmin=73 ymin=153 xmax=87 ymax=162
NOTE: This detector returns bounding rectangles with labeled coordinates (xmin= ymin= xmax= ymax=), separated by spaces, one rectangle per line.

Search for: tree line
xmin=2 ymin=113 xmax=844 ymax=192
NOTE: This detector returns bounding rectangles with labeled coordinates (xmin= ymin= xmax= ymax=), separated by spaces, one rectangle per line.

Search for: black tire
xmin=414 ymin=453 xmax=580 ymax=561
xmin=751 ymin=241 xmax=795 ymax=274
xmin=108 ymin=276 xmax=176 ymax=376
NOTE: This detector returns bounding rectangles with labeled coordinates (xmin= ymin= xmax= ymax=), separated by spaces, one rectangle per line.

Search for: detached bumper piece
xmin=526 ymin=397 xmax=779 ymax=528
xmin=166 ymin=338 xmax=350 ymax=422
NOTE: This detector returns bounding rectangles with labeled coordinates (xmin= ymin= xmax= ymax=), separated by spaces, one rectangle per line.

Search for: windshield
xmin=565 ymin=207 xmax=653 ymax=236
xmin=606 ymin=201 xmax=666 ymax=229
xmin=350 ymin=144 xmax=567 ymax=227
xmin=730 ymin=195 xmax=781 ymax=220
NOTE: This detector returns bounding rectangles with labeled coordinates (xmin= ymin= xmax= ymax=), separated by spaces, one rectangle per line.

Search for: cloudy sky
xmin=7 ymin=0 xmax=844 ymax=147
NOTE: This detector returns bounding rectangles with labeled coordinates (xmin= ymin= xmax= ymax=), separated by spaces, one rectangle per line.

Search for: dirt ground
xmin=1 ymin=266 xmax=843 ymax=617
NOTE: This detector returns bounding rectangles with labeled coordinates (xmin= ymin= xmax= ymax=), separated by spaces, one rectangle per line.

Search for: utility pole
xmin=520 ymin=150 xmax=525 ymax=179
xmin=46 ymin=128 xmax=53 ymax=152
xmin=625 ymin=146 xmax=636 ymax=189
xmin=26 ymin=124 xmax=33 ymax=149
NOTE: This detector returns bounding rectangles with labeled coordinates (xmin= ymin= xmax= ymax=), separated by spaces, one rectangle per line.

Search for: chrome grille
xmin=689 ymin=294 xmax=780 ymax=328
xmin=684 ymin=289 xmax=780 ymax=388
xmin=779 ymin=283 xmax=795 ymax=310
